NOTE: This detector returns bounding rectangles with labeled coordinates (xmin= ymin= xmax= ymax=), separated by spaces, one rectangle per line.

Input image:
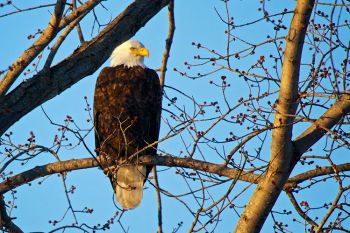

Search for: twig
xmin=44 ymin=11 xmax=86 ymax=68
xmin=72 ymin=0 xmax=85 ymax=43
xmin=159 ymin=0 xmax=175 ymax=88
xmin=0 ymin=4 xmax=58 ymax=18
xmin=152 ymin=166 xmax=163 ymax=233
xmin=61 ymin=174 xmax=78 ymax=224
xmin=0 ymin=197 xmax=23 ymax=233
xmin=315 ymin=2 xmax=350 ymax=6
xmin=315 ymin=185 xmax=350 ymax=232
xmin=286 ymin=191 xmax=318 ymax=228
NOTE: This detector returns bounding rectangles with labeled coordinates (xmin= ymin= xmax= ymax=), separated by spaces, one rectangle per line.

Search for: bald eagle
xmin=94 ymin=40 xmax=162 ymax=209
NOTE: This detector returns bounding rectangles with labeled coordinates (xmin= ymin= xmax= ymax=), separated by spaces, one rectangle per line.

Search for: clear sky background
xmin=1 ymin=0 xmax=348 ymax=232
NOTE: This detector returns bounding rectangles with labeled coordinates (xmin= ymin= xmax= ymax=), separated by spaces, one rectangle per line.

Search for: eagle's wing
xmin=141 ymin=68 xmax=162 ymax=175
xmin=93 ymin=67 xmax=112 ymax=158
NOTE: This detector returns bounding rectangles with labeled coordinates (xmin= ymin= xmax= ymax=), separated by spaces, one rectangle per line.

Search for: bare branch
xmin=286 ymin=192 xmax=318 ymax=228
xmin=315 ymin=2 xmax=350 ymax=6
xmin=72 ymin=0 xmax=85 ymax=44
xmin=316 ymin=186 xmax=349 ymax=232
xmin=159 ymin=0 xmax=175 ymax=88
xmin=152 ymin=167 xmax=163 ymax=233
xmin=1 ymin=152 xmax=350 ymax=195
xmin=44 ymin=10 xmax=86 ymax=69
xmin=287 ymin=162 xmax=350 ymax=185
xmin=293 ymin=92 xmax=350 ymax=156
xmin=0 ymin=4 xmax=57 ymax=18
xmin=0 ymin=157 xmax=98 ymax=194
xmin=0 ymin=155 xmax=261 ymax=195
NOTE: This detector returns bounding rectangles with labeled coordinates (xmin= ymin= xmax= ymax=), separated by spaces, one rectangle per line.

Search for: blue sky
xmin=1 ymin=0 xmax=349 ymax=232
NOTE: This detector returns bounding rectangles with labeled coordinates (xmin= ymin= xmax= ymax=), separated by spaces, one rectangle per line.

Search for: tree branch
xmin=43 ymin=10 xmax=86 ymax=69
xmin=0 ymin=158 xmax=98 ymax=194
xmin=286 ymin=191 xmax=318 ymax=228
xmin=293 ymin=92 xmax=350 ymax=156
xmin=72 ymin=0 xmax=85 ymax=44
xmin=0 ymin=154 xmax=349 ymax=201
xmin=159 ymin=0 xmax=175 ymax=88
xmin=0 ymin=155 xmax=260 ymax=195
xmin=152 ymin=166 xmax=163 ymax=233
xmin=286 ymin=162 xmax=350 ymax=186
xmin=0 ymin=0 xmax=170 ymax=136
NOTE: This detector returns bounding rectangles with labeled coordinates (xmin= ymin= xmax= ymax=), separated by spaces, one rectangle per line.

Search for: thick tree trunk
xmin=234 ymin=0 xmax=315 ymax=232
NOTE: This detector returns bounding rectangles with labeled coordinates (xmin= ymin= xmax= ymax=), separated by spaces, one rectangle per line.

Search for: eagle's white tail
xmin=116 ymin=165 xmax=146 ymax=209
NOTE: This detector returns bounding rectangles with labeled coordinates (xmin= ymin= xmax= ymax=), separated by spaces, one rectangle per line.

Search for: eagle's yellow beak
xmin=135 ymin=47 xmax=150 ymax=58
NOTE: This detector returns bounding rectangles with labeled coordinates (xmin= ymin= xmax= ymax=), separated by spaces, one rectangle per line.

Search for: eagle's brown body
xmin=94 ymin=65 xmax=161 ymax=209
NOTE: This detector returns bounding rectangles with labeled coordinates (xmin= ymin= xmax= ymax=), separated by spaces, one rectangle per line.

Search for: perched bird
xmin=94 ymin=40 xmax=162 ymax=209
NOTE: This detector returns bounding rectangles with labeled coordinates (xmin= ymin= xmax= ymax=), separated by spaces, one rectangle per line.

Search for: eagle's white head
xmin=110 ymin=40 xmax=150 ymax=68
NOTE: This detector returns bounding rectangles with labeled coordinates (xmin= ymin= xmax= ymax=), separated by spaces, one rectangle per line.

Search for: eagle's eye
xmin=130 ymin=47 xmax=136 ymax=50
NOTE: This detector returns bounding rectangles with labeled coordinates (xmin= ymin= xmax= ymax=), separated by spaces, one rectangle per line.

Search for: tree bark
xmin=234 ymin=0 xmax=315 ymax=232
xmin=0 ymin=0 xmax=169 ymax=136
